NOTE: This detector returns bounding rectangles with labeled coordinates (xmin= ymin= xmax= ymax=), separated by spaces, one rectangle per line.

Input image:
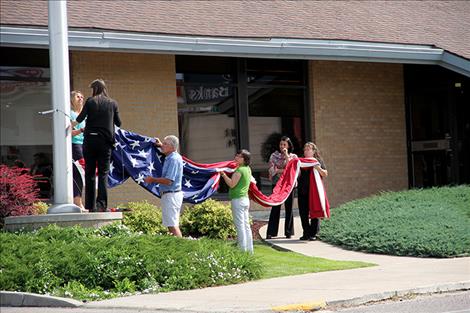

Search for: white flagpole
xmin=47 ymin=0 xmax=80 ymax=213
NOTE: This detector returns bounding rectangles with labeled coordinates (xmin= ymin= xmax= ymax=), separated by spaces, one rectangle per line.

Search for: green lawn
xmin=320 ymin=185 xmax=470 ymax=257
xmin=254 ymin=242 xmax=374 ymax=279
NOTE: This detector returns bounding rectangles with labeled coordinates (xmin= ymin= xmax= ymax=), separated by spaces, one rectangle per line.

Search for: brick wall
xmin=309 ymin=61 xmax=408 ymax=206
xmin=71 ymin=51 xmax=177 ymax=207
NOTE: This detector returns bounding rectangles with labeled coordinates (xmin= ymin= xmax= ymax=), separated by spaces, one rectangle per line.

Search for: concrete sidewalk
xmin=82 ymin=216 xmax=470 ymax=312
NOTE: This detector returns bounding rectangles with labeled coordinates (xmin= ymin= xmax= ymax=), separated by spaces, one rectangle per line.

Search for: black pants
xmin=83 ymin=135 xmax=112 ymax=212
xmin=72 ymin=143 xmax=84 ymax=198
xmin=298 ymin=192 xmax=320 ymax=238
xmin=266 ymin=190 xmax=294 ymax=237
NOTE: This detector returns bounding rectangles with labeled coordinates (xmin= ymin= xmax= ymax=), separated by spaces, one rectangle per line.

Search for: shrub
xmin=0 ymin=225 xmax=261 ymax=301
xmin=320 ymin=185 xmax=470 ymax=257
xmin=122 ymin=201 xmax=167 ymax=235
xmin=0 ymin=165 xmax=41 ymax=227
xmin=181 ymin=199 xmax=236 ymax=239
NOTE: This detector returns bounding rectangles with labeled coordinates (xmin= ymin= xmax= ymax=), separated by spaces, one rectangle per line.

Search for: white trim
xmin=1 ymin=26 xmax=469 ymax=76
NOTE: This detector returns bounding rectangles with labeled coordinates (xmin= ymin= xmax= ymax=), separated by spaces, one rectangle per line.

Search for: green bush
xmin=0 ymin=224 xmax=261 ymax=301
xmin=122 ymin=201 xmax=167 ymax=235
xmin=181 ymin=199 xmax=236 ymax=239
xmin=320 ymin=185 xmax=470 ymax=257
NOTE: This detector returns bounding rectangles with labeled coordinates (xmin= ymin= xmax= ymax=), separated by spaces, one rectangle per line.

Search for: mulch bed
xmin=251 ymin=220 xmax=268 ymax=240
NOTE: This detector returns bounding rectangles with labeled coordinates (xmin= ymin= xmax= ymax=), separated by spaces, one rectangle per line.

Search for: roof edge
xmin=1 ymin=26 xmax=469 ymax=77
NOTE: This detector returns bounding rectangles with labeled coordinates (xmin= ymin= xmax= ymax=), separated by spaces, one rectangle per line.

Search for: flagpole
xmin=47 ymin=0 xmax=80 ymax=213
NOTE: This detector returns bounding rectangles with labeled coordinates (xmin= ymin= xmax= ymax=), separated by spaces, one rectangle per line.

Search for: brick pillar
xmin=309 ymin=61 xmax=408 ymax=206
xmin=71 ymin=51 xmax=177 ymax=207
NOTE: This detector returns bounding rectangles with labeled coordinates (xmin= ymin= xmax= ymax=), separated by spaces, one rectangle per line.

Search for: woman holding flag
xmin=220 ymin=149 xmax=253 ymax=253
xmin=266 ymin=136 xmax=298 ymax=239
xmin=297 ymin=142 xmax=329 ymax=241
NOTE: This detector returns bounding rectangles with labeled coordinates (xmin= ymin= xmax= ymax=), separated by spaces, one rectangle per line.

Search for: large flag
xmin=77 ymin=128 xmax=329 ymax=214
xmin=108 ymin=128 xmax=238 ymax=204
xmin=249 ymin=157 xmax=330 ymax=219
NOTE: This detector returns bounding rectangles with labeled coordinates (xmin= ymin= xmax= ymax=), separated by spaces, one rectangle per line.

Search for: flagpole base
xmin=47 ymin=203 xmax=82 ymax=214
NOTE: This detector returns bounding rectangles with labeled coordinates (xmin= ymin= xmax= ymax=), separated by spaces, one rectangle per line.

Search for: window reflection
xmin=176 ymin=56 xmax=308 ymax=196
xmin=1 ymin=67 xmax=53 ymax=201
xmin=177 ymin=73 xmax=237 ymax=164
xmin=248 ymin=87 xmax=304 ymax=194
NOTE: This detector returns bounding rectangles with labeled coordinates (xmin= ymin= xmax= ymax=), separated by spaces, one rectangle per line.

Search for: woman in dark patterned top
xmin=266 ymin=136 xmax=298 ymax=239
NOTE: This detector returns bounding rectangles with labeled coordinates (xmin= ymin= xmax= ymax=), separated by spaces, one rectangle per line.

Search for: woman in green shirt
xmin=220 ymin=149 xmax=253 ymax=253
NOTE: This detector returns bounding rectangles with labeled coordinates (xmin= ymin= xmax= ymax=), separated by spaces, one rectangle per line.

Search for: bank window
xmin=247 ymin=59 xmax=307 ymax=194
xmin=176 ymin=56 xmax=308 ymax=196
xmin=0 ymin=66 xmax=53 ymax=201
xmin=176 ymin=56 xmax=237 ymax=167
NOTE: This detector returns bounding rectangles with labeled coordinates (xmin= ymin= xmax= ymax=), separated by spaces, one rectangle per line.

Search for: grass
xmin=254 ymin=242 xmax=374 ymax=279
xmin=320 ymin=185 xmax=470 ymax=257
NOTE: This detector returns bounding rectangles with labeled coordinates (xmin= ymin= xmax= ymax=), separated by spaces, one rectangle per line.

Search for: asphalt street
xmin=321 ymin=291 xmax=470 ymax=313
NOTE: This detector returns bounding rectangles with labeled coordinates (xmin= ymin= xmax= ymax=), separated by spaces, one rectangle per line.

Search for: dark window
xmin=176 ymin=56 xmax=309 ymax=196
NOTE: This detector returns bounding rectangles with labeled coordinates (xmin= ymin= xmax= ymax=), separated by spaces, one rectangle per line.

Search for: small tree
xmin=0 ymin=165 xmax=41 ymax=227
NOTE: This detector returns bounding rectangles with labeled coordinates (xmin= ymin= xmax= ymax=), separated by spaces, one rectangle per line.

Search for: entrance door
xmin=406 ymin=65 xmax=470 ymax=188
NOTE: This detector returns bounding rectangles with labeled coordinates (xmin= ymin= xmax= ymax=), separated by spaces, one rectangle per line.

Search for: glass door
xmin=406 ymin=65 xmax=470 ymax=187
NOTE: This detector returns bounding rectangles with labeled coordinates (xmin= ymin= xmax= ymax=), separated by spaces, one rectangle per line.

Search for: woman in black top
xmin=298 ymin=142 xmax=328 ymax=240
xmin=76 ymin=79 xmax=121 ymax=212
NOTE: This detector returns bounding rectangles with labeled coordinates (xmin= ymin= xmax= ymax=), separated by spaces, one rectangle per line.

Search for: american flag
xmin=109 ymin=128 xmax=238 ymax=204
xmin=74 ymin=128 xmax=330 ymax=216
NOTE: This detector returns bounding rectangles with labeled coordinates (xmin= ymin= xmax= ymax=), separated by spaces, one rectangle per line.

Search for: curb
xmin=2 ymin=283 xmax=469 ymax=310
xmin=272 ymin=300 xmax=326 ymax=311
xmin=268 ymin=282 xmax=470 ymax=312
xmin=0 ymin=291 xmax=83 ymax=308
xmin=326 ymin=281 xmax=470 ymax=309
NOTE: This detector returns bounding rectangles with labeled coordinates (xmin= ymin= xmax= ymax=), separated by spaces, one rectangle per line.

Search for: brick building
xmin=1 ymin=1 xmax=469 ymax=207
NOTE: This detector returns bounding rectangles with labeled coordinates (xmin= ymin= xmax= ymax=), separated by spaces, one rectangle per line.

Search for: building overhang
xmin=1 ymin=26 xmax=469 ymax=77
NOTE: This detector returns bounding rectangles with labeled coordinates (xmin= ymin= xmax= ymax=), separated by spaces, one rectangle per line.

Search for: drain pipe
xmin=47 ymin=0 xmax=80 ymax=214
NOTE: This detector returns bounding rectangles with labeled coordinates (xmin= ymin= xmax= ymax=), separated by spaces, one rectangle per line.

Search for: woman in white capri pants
xmin=220 ymin=149 xmax=253 ymax=253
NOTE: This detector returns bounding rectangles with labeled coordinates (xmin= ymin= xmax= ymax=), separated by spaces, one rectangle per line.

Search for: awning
xmin=1 ymin=26 xmax=469 ymax=77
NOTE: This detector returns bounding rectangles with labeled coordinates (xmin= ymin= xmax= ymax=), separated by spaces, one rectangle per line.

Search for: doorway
xmin=405 ymin=65 xmax=470 ymax=187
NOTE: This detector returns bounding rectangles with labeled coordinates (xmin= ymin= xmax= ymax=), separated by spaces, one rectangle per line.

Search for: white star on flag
xmin=110 ymin=161 xmax=114 ymax=174
xmin=147 ymin=161 xmax=155 ymax=172
xmin=184 ymin=178 xmax=193 ymax=188
xmin=138 ymin=149 xmax=149 ymax=158
xmin=135 ymin=173 xmax=145 ymax=184
xmin=130 ymin=140 xmax=140 ymax=149
xmin=130 ymin=156 xmax=139 ymax=168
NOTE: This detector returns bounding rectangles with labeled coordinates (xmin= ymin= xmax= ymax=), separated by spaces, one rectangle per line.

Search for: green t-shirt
xmin=228 ymin=166 xmax=251 ymax=200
